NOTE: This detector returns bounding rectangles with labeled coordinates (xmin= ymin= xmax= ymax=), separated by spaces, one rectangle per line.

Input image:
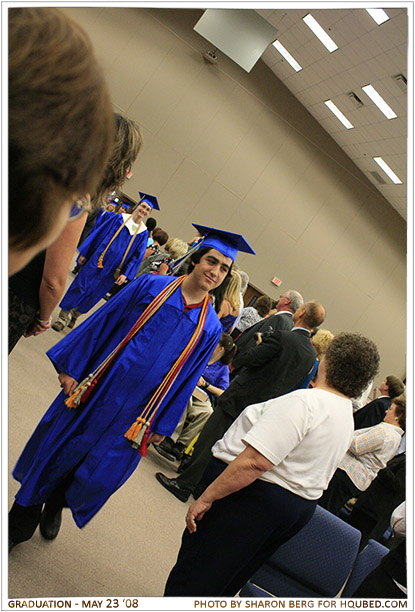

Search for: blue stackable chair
xmin=341 ymin=539 xmax=389 ymax=597
xmin=239 ymin=506 xmax=361 ymax=598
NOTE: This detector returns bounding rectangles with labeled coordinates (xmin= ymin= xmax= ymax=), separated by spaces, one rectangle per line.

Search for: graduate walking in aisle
xmin=52 ymin=193 xmax=159 ymax=331
xmin=9 ymin=226 xmax=255 ymax=553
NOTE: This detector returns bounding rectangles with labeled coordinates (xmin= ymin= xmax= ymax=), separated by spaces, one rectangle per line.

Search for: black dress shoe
xmin=153 ymin=444 xmax=176 ymax=462
xmin=177 ymin=454 xmax=192 ymax=474
xmin=155 ymin=473 xmax=191 ymax=502
xmin=39 ymin=504 xmax=62 ymax=540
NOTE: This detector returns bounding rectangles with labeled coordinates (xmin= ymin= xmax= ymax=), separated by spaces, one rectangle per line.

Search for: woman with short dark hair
xmin=164 ymin=332 xmax=380 ymax=596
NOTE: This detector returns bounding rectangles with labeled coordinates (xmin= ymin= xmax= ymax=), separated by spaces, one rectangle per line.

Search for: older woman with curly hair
xmin=164 ymin=332 xmax=380 ymax=596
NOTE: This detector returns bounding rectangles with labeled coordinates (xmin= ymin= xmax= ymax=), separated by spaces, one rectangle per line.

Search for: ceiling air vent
xmin=348 ymin=92 xmax=364 ymax=108
xmin=369 ymin=171 xmax=387 ymax=185
xmin=393 ymin=74 xmax=407 ymax=93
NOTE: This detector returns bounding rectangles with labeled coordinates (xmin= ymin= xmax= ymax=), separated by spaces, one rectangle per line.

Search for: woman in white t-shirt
xmin=164 ymin=332 xmax=380 ymax=596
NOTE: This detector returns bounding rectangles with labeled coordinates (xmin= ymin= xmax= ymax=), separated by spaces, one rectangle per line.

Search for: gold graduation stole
xmin=64 ymin=275 xmax=210 ymax=456
xmin=97 ymin=213 xmax=143 ymax=279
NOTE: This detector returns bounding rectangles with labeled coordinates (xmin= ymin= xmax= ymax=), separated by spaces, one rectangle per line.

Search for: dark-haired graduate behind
xmin=9 ymin=227 xmax=255 ymax=553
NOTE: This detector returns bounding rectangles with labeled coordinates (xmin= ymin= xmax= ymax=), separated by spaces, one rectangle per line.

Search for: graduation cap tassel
xmin=97 ymin=253 xmax=104 ymax=269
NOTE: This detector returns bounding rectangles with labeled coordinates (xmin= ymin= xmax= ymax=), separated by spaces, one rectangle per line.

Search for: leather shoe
xmin=39 ymin=504 xmax=62 ymax=540
xmin=154 ymin=444 xmax=176 ymax=462
xmin=155 ymin=473 xmax=191 ymax=502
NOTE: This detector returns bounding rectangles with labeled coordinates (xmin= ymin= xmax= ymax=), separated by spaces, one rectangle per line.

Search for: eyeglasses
xmin=69 ymin=195 xmax=92 ymax=221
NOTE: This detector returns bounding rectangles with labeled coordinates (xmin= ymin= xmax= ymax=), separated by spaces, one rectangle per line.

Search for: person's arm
xmin=238 ymin=333 xmax=282 ymax=368
xmin=185 ymin=444 xmax=273 ymax=533
xmin=217 ymin=299 xmax=232 ymax=320
xmin=23 ymin=214 xmax=87 ymax=337
xmin=348 ymin=426 xmax=384 ymax=456
xmin=198 ymin=376 xmax=225 ymax=397
xmin=157 ymin=262 xmax=170 ymax=275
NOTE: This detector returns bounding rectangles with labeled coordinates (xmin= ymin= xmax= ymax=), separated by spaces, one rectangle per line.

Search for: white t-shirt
xmin=212 ymin=388 xmax=354 ymax=500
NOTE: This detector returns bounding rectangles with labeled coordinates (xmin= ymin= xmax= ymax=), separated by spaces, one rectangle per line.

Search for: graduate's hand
xmin=148 ymin=432 xmax=165 ymax=445
xmin=78 ymin=256 xmax=86 ymax=265
xmin=59 ymin=372 xmax=78 ymax=396
xmin=114 ymin=274 xmax=127 ymax=286
xmin=185 ymin=497 xmax=212 ymax=534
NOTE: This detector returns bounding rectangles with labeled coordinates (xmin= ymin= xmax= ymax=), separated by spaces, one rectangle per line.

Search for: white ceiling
xmin=257 ymin=7 xmax=407 ymax=220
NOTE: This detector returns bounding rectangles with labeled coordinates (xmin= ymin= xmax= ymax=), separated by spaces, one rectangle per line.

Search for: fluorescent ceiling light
xmin=324 ymin=100 xmax=354 ymax=129
xmin=303 ymin=14 xmax=338 ymax=52
xmin=362 ymin=84 xmax=397 ymax=119
xmin=373 ymin=157 xmax=402 ymax=184
xmin=366 ymin=8 xmax=390 ymax=25
xmin=272 ymin=40 xmax=302 ymax=72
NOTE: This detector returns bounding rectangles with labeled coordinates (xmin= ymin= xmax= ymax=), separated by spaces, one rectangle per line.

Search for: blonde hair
xmin=312 ymin=329 xmax=334 ymax=361
xmin=224 ymin=270 xmax=242 ymax=310
xmin=166 ymin=238 xmax=188 ymax=260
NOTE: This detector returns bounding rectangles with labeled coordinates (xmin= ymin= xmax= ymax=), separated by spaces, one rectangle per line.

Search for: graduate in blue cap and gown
xmin=52 ymin=193 xmax=159 ymax=331
xmin=9 ymin=225 xmax=255 ymax=552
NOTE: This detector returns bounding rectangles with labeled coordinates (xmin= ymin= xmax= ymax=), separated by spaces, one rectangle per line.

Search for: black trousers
xmin=318 ymin=468 xmax=361 ymax=516
xmin=176 ymin=407 xmax=234 ymax=494
xmin=165 ymin=458 xmax=316 ymax=596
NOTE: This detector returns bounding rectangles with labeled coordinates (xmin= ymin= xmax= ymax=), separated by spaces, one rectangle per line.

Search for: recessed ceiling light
xmin=303 ymin=14 xmax=338 ymax=53
xmin=324 ymin=100 xmax=354 ymax=129
xmin=366 ymin=9 xmax=390 ymax=25
xmin=362 ymin=84 xmax=397 ymax=119
xmin=272 ymin=40 xmax=302 ymax=72
xmin=373 ymin=157 xmax=402 ymax=184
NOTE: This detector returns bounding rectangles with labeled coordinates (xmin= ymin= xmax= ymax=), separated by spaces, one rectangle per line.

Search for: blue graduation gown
xmin=13 ymin=275 xmax=221 ymax=527
xmin=60 ymin=212 xmax=148 ymax=313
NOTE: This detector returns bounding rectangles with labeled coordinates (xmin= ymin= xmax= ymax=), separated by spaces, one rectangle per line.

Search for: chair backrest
xmin=341 ymin=539 xmax=389 ymax=597
xmin=248 ymin=506 xmax=362 ymax=597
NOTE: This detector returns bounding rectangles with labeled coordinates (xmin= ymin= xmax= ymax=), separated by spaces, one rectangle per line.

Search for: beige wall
xmin=63 ymin=7 xmax=406 ymax=385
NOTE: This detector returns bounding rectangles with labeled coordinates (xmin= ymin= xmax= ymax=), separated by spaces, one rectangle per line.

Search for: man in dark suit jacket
xmin=354 ymin=375 xmax=405 ymax=429
xmin=156 ymin=300 xmax=326 ymax=502
xmin=230 ymin=289 xmax=303 ymax=375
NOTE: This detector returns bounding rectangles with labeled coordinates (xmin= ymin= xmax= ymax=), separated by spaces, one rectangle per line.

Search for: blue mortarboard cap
xmin=138 ymin=192 xmax=160 ymax=210
xmin=192 ymin=224 xmax=256 ymax=262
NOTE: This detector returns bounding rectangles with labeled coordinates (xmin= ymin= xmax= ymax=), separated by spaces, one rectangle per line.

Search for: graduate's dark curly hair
xmin=324 ymin=332 xmax=380 ymax=398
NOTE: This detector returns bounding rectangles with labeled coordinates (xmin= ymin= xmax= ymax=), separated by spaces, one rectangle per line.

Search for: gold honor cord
xmin=97 ymin=214 xmax=143 ymax=278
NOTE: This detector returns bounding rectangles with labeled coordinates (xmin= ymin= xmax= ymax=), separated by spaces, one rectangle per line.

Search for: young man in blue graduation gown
xmin=9 ymin=226 xmax=255 ymax=552
xmin=52 ymin=193 xmax=157 ymax=331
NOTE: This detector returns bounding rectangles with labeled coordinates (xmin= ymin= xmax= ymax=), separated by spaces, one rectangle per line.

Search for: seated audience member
xmin=233 ymin=295 xmax=273 ymax=336
xmin=9 ymin=8 xmax=113 ymax=276
xmin=156 ymin=300 xmax=324 ymax=502
xmin=214 ymin=270 xmax=242 ymax=333
xmin=347 ymin=451 xmax=405 ymax=550
xmin=145 ymin=217 xmax=157 ymax=245
xmin=142 ymin=228 xmax=169 ymax=259
xmin=351 ymin=502 xmax=406 ymax=599
xmin=10 ymin=112 xmax=144 ymax=350
xmin=353 ymin=375 xmax=404 ymax=429
xmin=230 ymin=290 xmax=303 ymax=375
xmin=187 ymin=232 xmax=203 ymax=248
xmin=136 ymin=238 xmax=188 ymax=276
xmin=154 ymin=333 xmax=236 ymax=462
xmin=163 ymin=332 xmax=380 ymax=596
xmin=319 ymin=395 xmax=405 ymax=515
